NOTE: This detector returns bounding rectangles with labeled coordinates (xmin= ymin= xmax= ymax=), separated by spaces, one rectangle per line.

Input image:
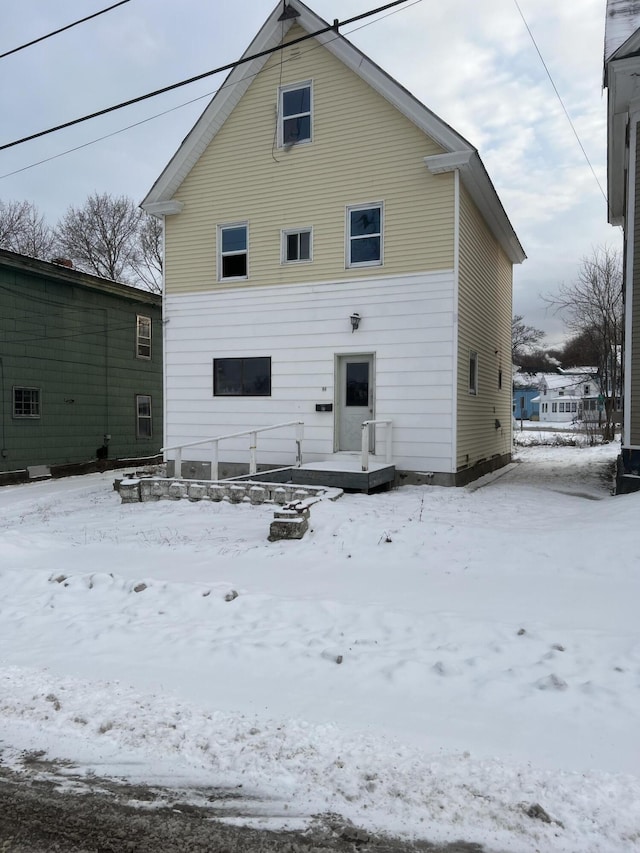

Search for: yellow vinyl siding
xmin=165 ymin=26 xmax=453 ymax=294
xmin=456 ymin=183 xmax=512 ymax=470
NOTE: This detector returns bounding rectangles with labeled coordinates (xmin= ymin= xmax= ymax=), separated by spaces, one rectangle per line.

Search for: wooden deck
xmin=240 ymin=458 xmax=396 ymax=493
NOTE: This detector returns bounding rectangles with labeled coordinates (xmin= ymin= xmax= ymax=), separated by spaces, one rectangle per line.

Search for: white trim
xmin=624 ymin=114 xmax=638 ymax=444
xmin=217 ymin=221 xmax=249 ymax=282
xmin=161 ymin=215 xmax=168 ymax=458
xmin=345 ymin=201 xmax=384 ymax=269
xmin=451 ymin=169 xmax=460 ymax=471
xmin=281 ymin=226 xmax=313 ymax=264
xmin=277 ymin=79 xmax=313 ymax=149
xmin=623 ymin=444 xmax=640 ymax=450
xmin=143 ymin=200 xmax=183 ymax=217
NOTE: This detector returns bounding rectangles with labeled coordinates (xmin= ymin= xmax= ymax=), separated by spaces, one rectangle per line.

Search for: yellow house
xmin=143 ymin=0 xmax=525 ymax=486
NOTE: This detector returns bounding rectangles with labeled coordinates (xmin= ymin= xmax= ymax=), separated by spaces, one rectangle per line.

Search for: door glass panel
xmin=346 ymin=362 xmax=369 ymax=406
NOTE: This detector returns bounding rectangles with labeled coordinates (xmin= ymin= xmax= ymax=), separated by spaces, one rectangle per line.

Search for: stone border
xmin=115 ymin=477 xmax=342 ymax=541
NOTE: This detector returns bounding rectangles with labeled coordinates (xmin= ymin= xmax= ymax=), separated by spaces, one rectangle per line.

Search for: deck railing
xmin=162 ymin=421 xmax=304 ymax=481
xmin=361 ymin=420 xmax=393 ymax=471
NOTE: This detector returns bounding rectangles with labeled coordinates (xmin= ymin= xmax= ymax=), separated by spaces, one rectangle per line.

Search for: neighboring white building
xmin=534 ymin=370 xmax=601 ymax=424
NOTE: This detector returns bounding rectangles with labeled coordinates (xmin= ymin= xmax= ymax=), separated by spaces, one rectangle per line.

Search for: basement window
xmin=214 ymin=357 xmax=271 ymax=396
xmin=13 ymin=387 xmax=40 ymax=418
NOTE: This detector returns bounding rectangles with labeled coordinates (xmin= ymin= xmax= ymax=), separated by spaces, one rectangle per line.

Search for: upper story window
xmin=136 ymin=315 xmax=151 ymax=359
xmin=347 ymin=203 xmax=383 ymax=267
xmin=218 ymin=223 xmax=248 ymax=280
xmin=279 ymin=81 xmax=312 ymax=147
xmin=282 ymin=228 xmax=312 ymax=264
xmin=584 ymin=384 xmax=590 ymax=396
xmin=13 ymin=387 xmax=40 ymax=418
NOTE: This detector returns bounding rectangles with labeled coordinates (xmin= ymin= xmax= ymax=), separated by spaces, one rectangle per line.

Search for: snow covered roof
xmin=605 ymin=0 xmax=640 ymax=64
xmin=513 ymin=372 xmax=543 ymax=388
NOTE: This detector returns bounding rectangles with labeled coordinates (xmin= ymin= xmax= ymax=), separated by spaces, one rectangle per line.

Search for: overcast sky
xmin=0 ymin=0 xmax=618 ymax=347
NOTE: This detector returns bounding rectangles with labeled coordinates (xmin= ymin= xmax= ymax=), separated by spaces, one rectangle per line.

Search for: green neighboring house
xmin=0 ymin=249 xmax=162 ymax=480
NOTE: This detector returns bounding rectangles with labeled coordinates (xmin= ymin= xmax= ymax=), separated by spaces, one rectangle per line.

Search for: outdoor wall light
xmin=350 ymin=312 xmax=361 ymax=332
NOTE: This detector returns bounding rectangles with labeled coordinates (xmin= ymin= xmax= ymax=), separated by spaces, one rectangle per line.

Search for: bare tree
xmin=129 ymin=213 xmax=162 ymax=294
xmin=54 ymin=192 xmax=142 ymax=282
xmin=512 ymin=315 xmax=545 ymax=363
xmin=547 ymin=246 xmax=623 ymax=441
xmin=0 ymin=199 xmax=54 ymax=259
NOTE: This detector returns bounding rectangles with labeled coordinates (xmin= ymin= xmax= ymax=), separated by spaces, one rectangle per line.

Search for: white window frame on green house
xmin=136 ymin=394 xmax=153 ymax=438
xmin=468 ymin=351 xmax=478 ymax=396
xmin=13 ymin=386 xmax=41 ymax=418
xmin=136 ymin=314 xmax=152 ymax=359
xmin=218 ymin=222 xmax=248 ymax=281
xmin=281 ymin=227 xmax=312 ymax=264
xmin=346 ymin=203 xmax=383 ymax=268
xmin=278 ymin=80 xmax=312 ymax=148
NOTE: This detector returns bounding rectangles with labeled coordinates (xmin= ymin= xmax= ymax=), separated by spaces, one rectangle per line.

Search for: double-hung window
xmin=282 ymin=228 xmax=312 ymax=263
xmin=279 ymin=81 xmax=312 ymax=147
xmin=136 ymin=315 xmax=151 ymax=359
xmin=218 ymin=223 xmax=248 ymax=280
xmin=347 ymin=203 xmax=383 ymax=267
xmin=136 ymin=394 xmax=152 ymax=438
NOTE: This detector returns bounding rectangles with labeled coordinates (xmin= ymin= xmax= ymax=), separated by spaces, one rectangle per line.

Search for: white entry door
xmin=336 ymin=354 xmax=374 ymax=452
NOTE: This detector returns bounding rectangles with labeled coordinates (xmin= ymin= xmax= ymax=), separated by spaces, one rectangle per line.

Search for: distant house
xmin=604 ymin=1 xmax=640 ymax=486
xmin=0 ymin=249 xmax=162 ymax=482
xmin=142 ymin=0 xmax=525 ymax=487
xmin=534 ymin=369 xmax=601 ymax=424
xmin=513 ymin=372 xmax=541 ymax=420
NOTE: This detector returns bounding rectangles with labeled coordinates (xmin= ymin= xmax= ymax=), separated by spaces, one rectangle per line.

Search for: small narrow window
xmin=559 ymin=402 xmax=565 ymax=413
xmin=136 ymin=315 xmax=151 ymax=359
xmin=282 ymin=228 xmax=312 ymax=263
xmin=13 ymin=387 xmax=40 ymax=418
xmin=552 ymin=402 xmax=558 ymax=412
xmin=469 ymin=351 xmax=478 ymax=396
xmin=347 ymin=203 xmax=383 ymax=267
xmin=572 ymin=402 xmax=577 ymax=413
xmin=219 ymin=223 xmax=248 ymax=280
xmin=214 ymin=357 xmax=271 ymax=396
xmin=136 ymin=394 xmax=152 ymax=438
xmin=584 ymin=384 xmax=590 ymax=396
xmin=280 ymin=82 xmax=312 ymax=147
xmin=498 ymin=368 xmax=503 ymax=390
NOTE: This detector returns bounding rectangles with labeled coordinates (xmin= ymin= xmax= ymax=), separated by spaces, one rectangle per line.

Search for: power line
xmin=0 ymin=1 xmax=131 ymax=61
xmin=512 ymin=0 xmax=608 ymax=207
xmin=0 ymin=0 xmax=424 ymax=181
xmin=0 ymin=0 xmax=409 ymax=153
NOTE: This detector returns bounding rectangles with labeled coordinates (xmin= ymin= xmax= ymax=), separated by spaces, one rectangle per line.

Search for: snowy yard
xmin=0 ymin=443 xmax=638 ymax=851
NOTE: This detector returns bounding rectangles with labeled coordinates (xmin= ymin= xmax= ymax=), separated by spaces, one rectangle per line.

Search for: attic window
xmin=279 ymin=81 xmax=312 ymax=147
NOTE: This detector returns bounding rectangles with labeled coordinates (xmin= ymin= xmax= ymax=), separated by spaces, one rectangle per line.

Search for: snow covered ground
xmin=0 ymin=443 xmax=638 ymax=851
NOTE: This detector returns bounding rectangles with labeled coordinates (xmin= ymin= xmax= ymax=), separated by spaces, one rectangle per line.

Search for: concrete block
xmin=229 ymin=485 xmax=247 ymax=503
xmin=273 ymin=487 xmax=288 ymax=505
xmin=268 ymin=515 xmax=309 ymax=541
xmin=208 ymin=484 xmax=226 ymax=501
xmin=249 ymin=485 xmax=268 ymax=504
xmin=151 ymin=480 xmax=170 ymax=499
xmin=188 ymin=483 xmax=208 ymax=501
xmin=168 ymin=482 xmax=188 ymax=500
xmin=119 ymin=480 xmax=140 ymax=503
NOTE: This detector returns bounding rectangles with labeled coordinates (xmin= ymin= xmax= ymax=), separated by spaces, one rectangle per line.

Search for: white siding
xmin=165 ymin=270 xmax=456 ymax=473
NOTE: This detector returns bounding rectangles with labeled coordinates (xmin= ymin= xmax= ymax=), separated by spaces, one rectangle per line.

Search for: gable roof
xmin=604 ymin=0 xmax=640 ymax=68
xmin=142 ymin=0 xmax=524 ymax=264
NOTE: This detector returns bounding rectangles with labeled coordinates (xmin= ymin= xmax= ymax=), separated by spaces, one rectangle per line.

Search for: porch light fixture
xmin=350 ymin=312 xmax=361 ymax=332
xmin=277 ymin=3 xmax=300 ymax=21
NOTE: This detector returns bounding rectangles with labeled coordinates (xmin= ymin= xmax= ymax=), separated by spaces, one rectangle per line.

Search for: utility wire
xmin=0 ymin=0 xmax=131 ymax=61
xmin=0 ymin=0 xmax=409 ymax=152
xmin=0 ymin=0 xmax=424 ymax=181
xmin=512 ymin=0 xmax=608 ymax=207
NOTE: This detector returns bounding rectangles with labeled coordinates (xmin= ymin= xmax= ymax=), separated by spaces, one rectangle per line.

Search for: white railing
xmin=361 ymin=420 xmax=393 ymax=471
xmin=162 ymin=421 xmax=304 ymax=481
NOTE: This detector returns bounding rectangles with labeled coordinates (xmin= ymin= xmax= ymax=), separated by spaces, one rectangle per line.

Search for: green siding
xmin=0 ymin=258 xmax=163 ymax=472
